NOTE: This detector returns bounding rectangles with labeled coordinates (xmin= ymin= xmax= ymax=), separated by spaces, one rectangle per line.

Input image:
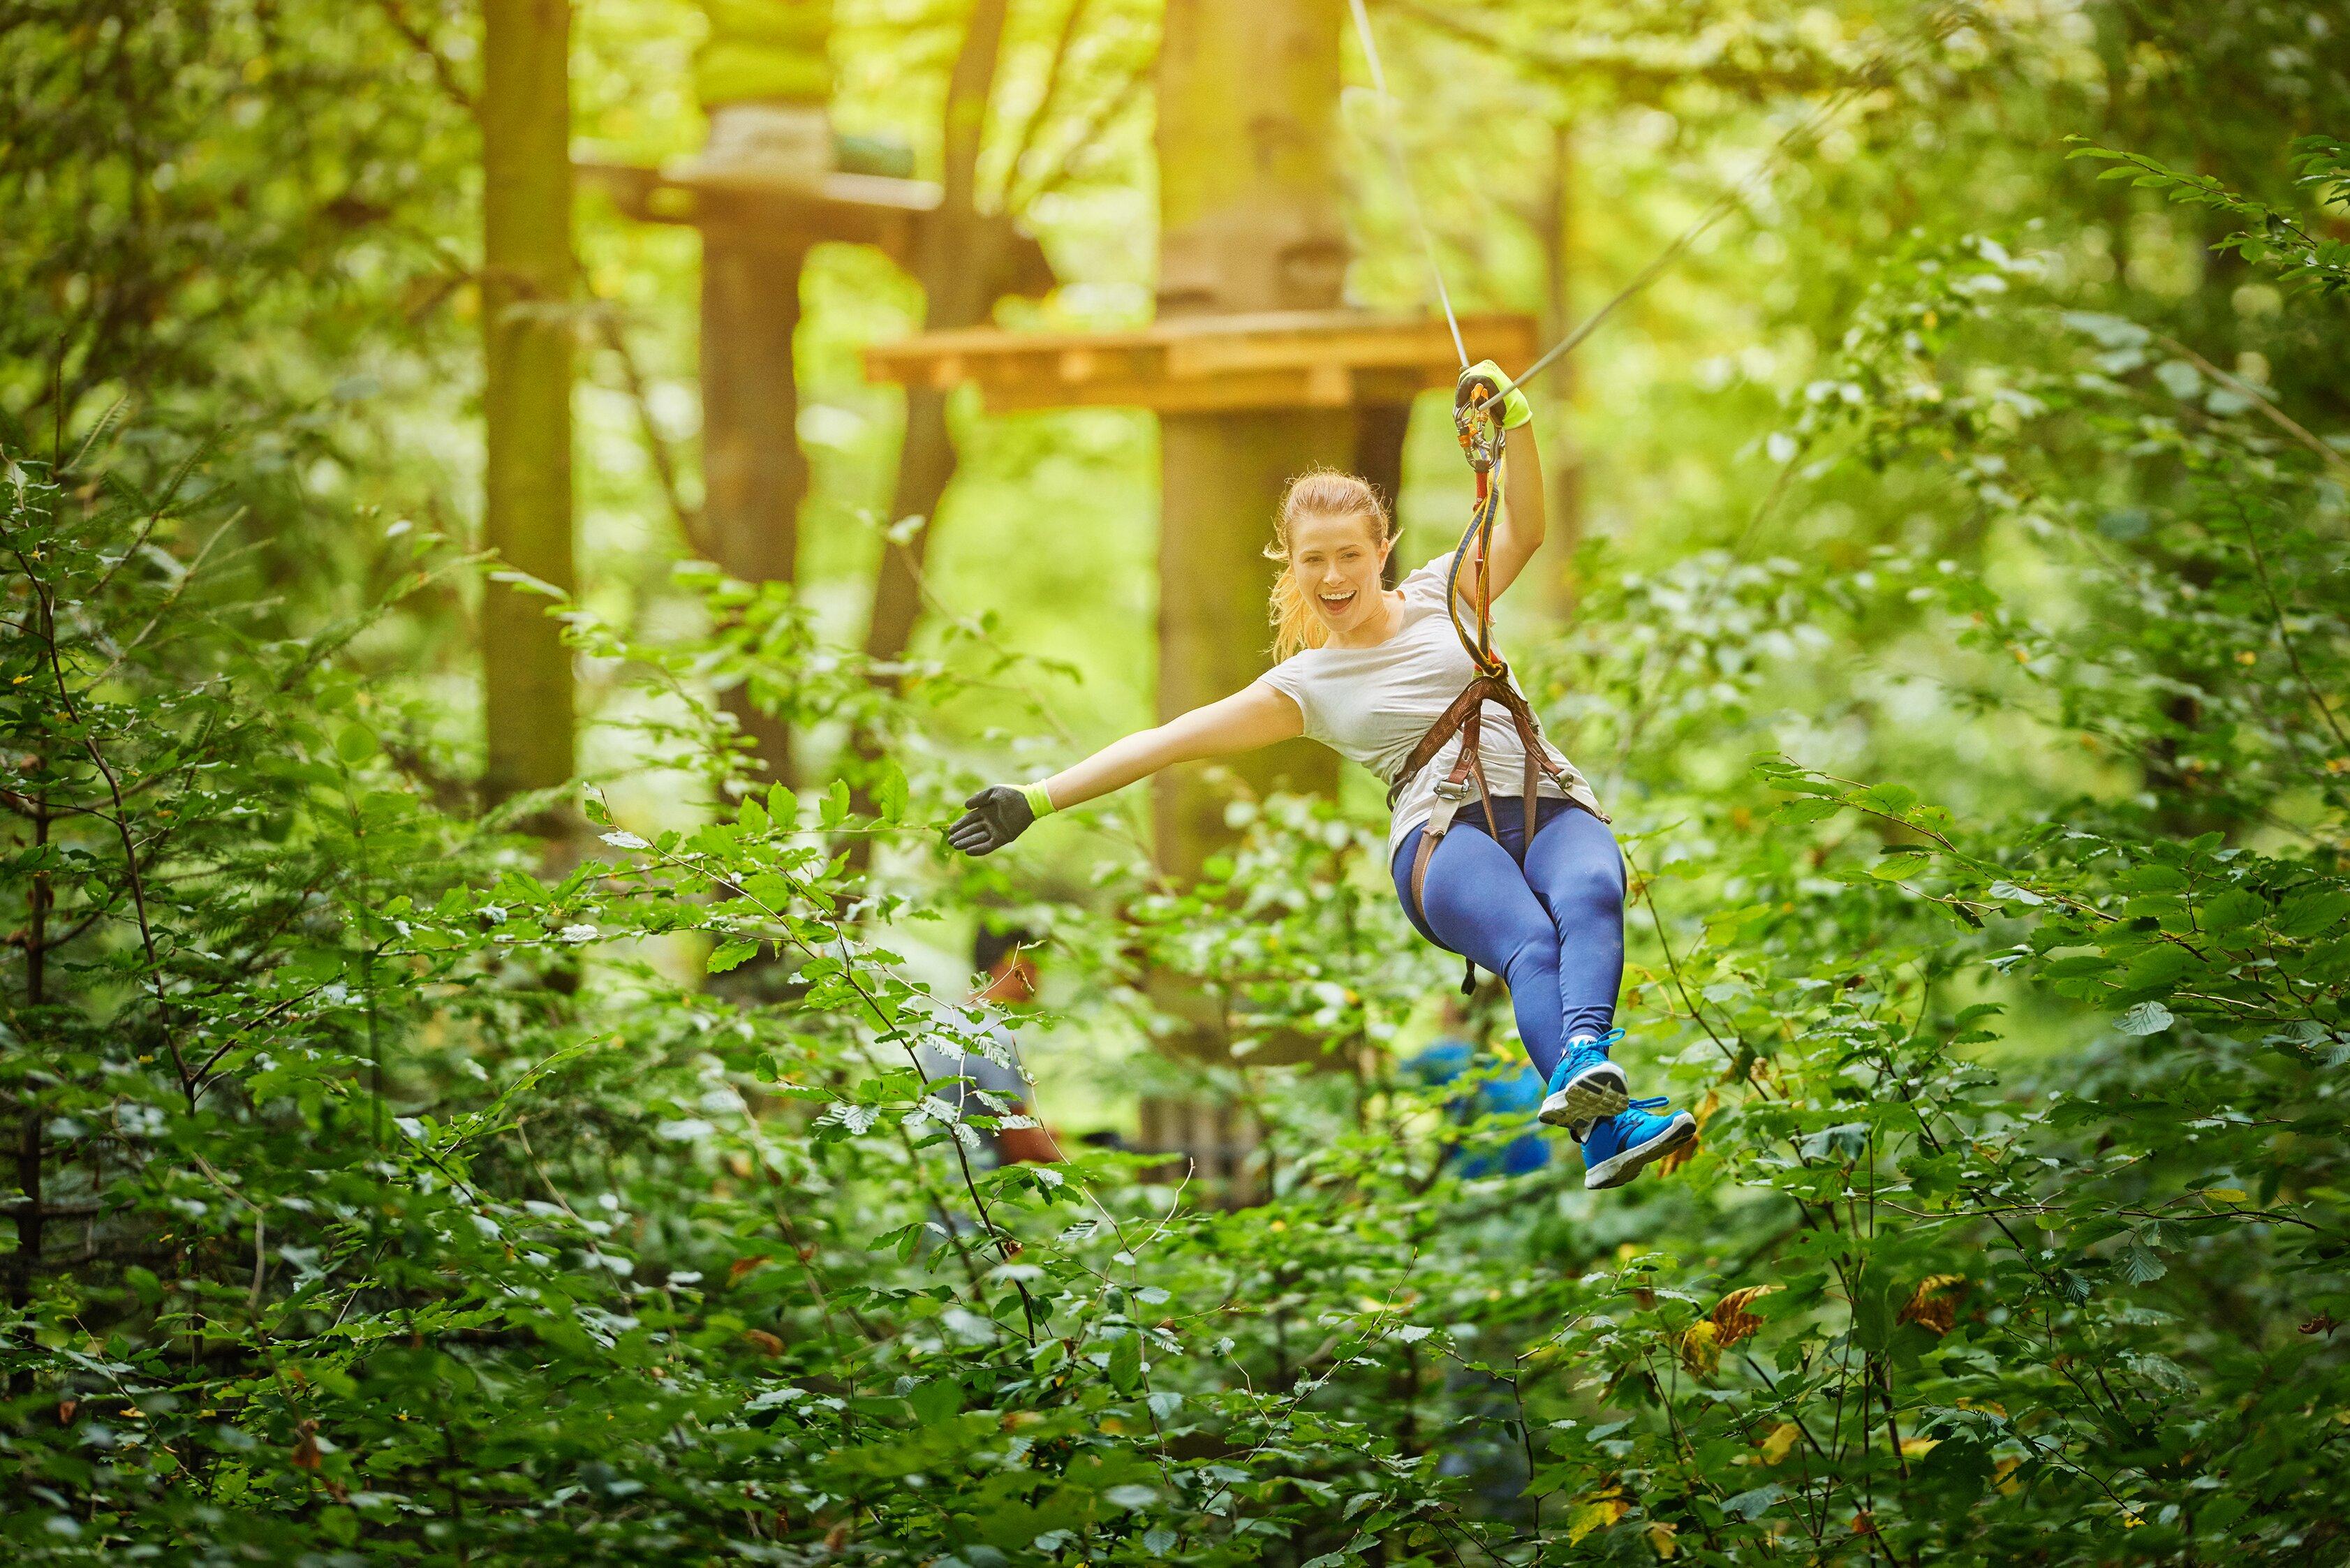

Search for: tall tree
xmin=480 ymin=0 xmax=577 ymax=806
xmin=860 ymin=0 xmax=1015 ymax=676
xmin=1153 ymin=0 xmax=1347 ymax=881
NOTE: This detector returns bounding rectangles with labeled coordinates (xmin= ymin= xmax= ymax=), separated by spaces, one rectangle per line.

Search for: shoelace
xmin=1626 ymin=1095 xmax=1673 ymax=1113
xmin=1548 ymin=1029 xmax=1629 ymax=1095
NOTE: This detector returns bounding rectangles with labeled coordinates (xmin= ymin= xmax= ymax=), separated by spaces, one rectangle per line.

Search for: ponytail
xmin=1264 ymin=470 xmax=1393 ymax=663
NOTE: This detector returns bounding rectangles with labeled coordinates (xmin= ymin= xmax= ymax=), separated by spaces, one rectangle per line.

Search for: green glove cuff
xmin=1498 ymin=383 xmax=1533 ymax=429
xmin=1019 ymin=781 xmax=1057 ymax=819
xmin=1465 ymin=359 xmax=1533 ymax=429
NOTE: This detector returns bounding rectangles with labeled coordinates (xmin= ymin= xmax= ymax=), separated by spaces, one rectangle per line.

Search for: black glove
xmin=947 ymin=785 xmax=1036 ymax=857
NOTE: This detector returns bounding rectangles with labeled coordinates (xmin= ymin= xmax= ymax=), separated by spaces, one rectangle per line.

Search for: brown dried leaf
xmin=290 ymin=1419 xmax=320 ymax=1471
xmin=1657 ymin=1090 xmax=1719 ymax=1177
xmin=1710 ymin=1283 xmax=1783 ymax=1349
xmin=741 ymin=1329 xmax=785 ymax=1357
xmin=2300 ymin=1311 xmax=2340 ymax=1338
xmin=1897 ymin=1274 xmax=1968 ymax=1337
xmin=728 ymin=1254 xmax=770 ymax=1285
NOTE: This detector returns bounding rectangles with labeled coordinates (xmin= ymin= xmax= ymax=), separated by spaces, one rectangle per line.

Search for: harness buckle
xmin=1432 ymin=776 xmax=1473 ymax=804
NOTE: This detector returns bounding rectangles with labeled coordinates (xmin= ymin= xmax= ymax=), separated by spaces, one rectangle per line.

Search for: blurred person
xmin=915 ymin=924 xmax=1060 ymax=1167
xmin=1405 ymin=997 xmax=1549 ymax=1179
xmin=948 ymin=365 xmax=1694 ymax=1191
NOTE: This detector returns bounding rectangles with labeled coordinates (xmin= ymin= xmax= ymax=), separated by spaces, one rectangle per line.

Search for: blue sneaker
xmin=1579 ymin=1097 xmax=1697 ymax=1191
xmin=1539 ymin=1028 xmax=1630 ymax=1132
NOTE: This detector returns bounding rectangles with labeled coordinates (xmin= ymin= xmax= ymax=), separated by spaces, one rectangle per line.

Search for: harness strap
xmin=1394 ymin=663 xmax=1581 ymax=996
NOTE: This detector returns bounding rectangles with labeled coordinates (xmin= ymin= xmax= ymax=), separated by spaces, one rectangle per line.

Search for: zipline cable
xmin=1346 ymin=0 xmax=1469 ymax=368
xmin=1344 ymin=0 xmax=1977 ymax=418
xmin=1500 ymin=3 xmax=1973 ymax=405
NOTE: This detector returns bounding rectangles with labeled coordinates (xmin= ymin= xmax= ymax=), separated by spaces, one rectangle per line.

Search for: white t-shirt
xmin=1254 ymin=552 xmax=1604 ymax=861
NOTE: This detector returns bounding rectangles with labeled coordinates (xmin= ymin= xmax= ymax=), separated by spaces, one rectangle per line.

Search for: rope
xmin=1355 ymin=0 xmax=1979 ymax=666
xmin=1498 ymin=3 xmax=1972 ymax=406
xmin=1441 ymin=462 xmax=1507 ymax=676
xmin=1346 ymin=0 xmax=1468 ymax=368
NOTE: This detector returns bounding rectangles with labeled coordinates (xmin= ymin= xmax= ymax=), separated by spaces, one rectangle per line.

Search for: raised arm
xmin=947 ymin=683 xmax=1304 ymax=856
xmin=1450 ymin=360 xmax=1547 ymax=605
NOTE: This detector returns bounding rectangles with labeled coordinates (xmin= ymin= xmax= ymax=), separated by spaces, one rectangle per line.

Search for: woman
xmin=947 ymin=363 xmax=1694 ymax=1192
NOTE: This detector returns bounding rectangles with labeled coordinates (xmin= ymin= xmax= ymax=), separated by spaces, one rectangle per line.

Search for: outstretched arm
xmin=1035 ymin=683 xmax=1303 ymax=811
xmin=948 ymin=683 xmax=1304 ymax=855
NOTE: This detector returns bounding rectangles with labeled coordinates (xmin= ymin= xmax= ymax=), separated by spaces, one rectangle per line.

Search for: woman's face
xmin=1289 ymin=510 xmax=1393 ymax=635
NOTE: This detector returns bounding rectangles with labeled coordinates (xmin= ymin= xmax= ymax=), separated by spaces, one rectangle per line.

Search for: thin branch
xmin=370 ymin=0 xmax=478 ymax=114
xmin=2154 ymin=331 xmax=2350 ymax=484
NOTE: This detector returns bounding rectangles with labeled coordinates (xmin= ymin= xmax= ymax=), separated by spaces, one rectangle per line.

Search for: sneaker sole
xmin=1539 ymin=1064 xmax=1630 ymax=1130
xmin=1583 ymin=1112 xmax=1698 ymax=1191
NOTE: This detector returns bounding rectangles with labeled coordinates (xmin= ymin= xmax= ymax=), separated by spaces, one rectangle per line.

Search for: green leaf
xmin=1852 ymin=1282 xmax=1894 ymax=1354
xmin=2117 ymin=1000 xmax=2173 ymax=1036
xmin=873 ymin=760 xmax=910 ymax=823
xmin=1856 ymin=783 xmax=1919 ymax=818
xmin=2279 ymin=887 xmax=2350 ymax=939
xmin=705 ymin=940 xmax=759 ymax=974
xmin=1107 ymin=1331 xmax=1142 ymax=1395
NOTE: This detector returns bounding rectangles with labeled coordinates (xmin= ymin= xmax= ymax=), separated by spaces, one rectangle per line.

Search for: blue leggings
xmin=1391 ymin=797 xmax=1626 ymax=1083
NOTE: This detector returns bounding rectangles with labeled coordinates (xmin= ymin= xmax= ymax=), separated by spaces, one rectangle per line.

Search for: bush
xmin=3 ymin=147 xmax=2347 ymax=1565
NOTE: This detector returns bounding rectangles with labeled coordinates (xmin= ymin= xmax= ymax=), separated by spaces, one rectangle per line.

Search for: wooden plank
xmin=970 ymin=363 xmax=1456 ymax=414
xmin=862 ymin=310 xmax=1541 ymax=413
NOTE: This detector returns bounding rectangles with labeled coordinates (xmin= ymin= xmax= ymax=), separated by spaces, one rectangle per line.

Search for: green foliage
xmin=8 ymin=1 xmax=2350 ymax=1560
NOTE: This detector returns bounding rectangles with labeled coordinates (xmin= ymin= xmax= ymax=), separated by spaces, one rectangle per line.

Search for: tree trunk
xmin=702 ymin=229 xmax=810 ymax=780
xmin=480 ymin=0 xmax=577 ymax=808
xmin=862 ymin=0 xmax=1014 ymax=673
xmin=1153 ymin=0 xmax=1345 ymax=880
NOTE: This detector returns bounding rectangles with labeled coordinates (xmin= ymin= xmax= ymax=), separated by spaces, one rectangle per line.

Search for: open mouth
xmin=1317 ymin=589 xmax=1358 ymax=615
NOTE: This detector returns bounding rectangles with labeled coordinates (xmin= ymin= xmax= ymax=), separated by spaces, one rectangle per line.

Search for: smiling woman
xmin=947 ymin=360 xmax=1698 ymax=1191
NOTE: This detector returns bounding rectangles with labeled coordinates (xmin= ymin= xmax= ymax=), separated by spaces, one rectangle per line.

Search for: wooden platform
xmin=575 ymin=160 xmax=1051 ymax=294
xmin=861 ymin=310 xmax=1539 ymax=413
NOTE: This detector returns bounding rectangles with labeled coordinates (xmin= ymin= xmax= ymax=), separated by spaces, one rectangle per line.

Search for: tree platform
xmin=861 ymin=311 xmax=1539 ymax=413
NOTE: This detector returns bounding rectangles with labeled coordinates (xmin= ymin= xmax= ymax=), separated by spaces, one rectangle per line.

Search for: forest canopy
xmin=4 ymin=1 xmax=2349 ymax=1564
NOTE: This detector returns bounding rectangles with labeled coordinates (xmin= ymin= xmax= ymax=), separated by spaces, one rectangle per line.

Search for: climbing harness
xmin=1387 ymin=367 xmax=1592 ymax=996
xmin=1344 ymin=0 xmax=1976 ymax=988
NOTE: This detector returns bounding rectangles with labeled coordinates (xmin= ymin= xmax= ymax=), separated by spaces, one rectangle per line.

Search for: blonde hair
xmin=1265 ymin=470 xmax=1393 ymax=661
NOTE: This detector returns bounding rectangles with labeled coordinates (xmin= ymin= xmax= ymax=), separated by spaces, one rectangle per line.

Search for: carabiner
xmin=1453 ymin=369 xmax=1507 ymax=474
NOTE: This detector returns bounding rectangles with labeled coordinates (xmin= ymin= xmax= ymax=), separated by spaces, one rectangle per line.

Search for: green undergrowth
xmin=4 ymin=147 xmax=2349 ymax=1567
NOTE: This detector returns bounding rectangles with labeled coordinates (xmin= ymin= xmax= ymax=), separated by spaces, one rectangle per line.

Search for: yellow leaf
xmin=1899 ymin=1436 xmax=1940 ymax=1458
xmin=1759 ymin=1422 xmax=1801 ymax=1464
xmin=1646 ymin=1522 xmax=1680 ymax=1558
xmin=1567 ymin=1493 xmax=1629 ymax=1544
xmin=1993 ymin=1456 xmax=2021 ymax=1495
xmin=1679 ymin=1319 xmax=1721 ymax=1377
xmin=2203 ymin=1188 xmax=2247 ymax=1203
